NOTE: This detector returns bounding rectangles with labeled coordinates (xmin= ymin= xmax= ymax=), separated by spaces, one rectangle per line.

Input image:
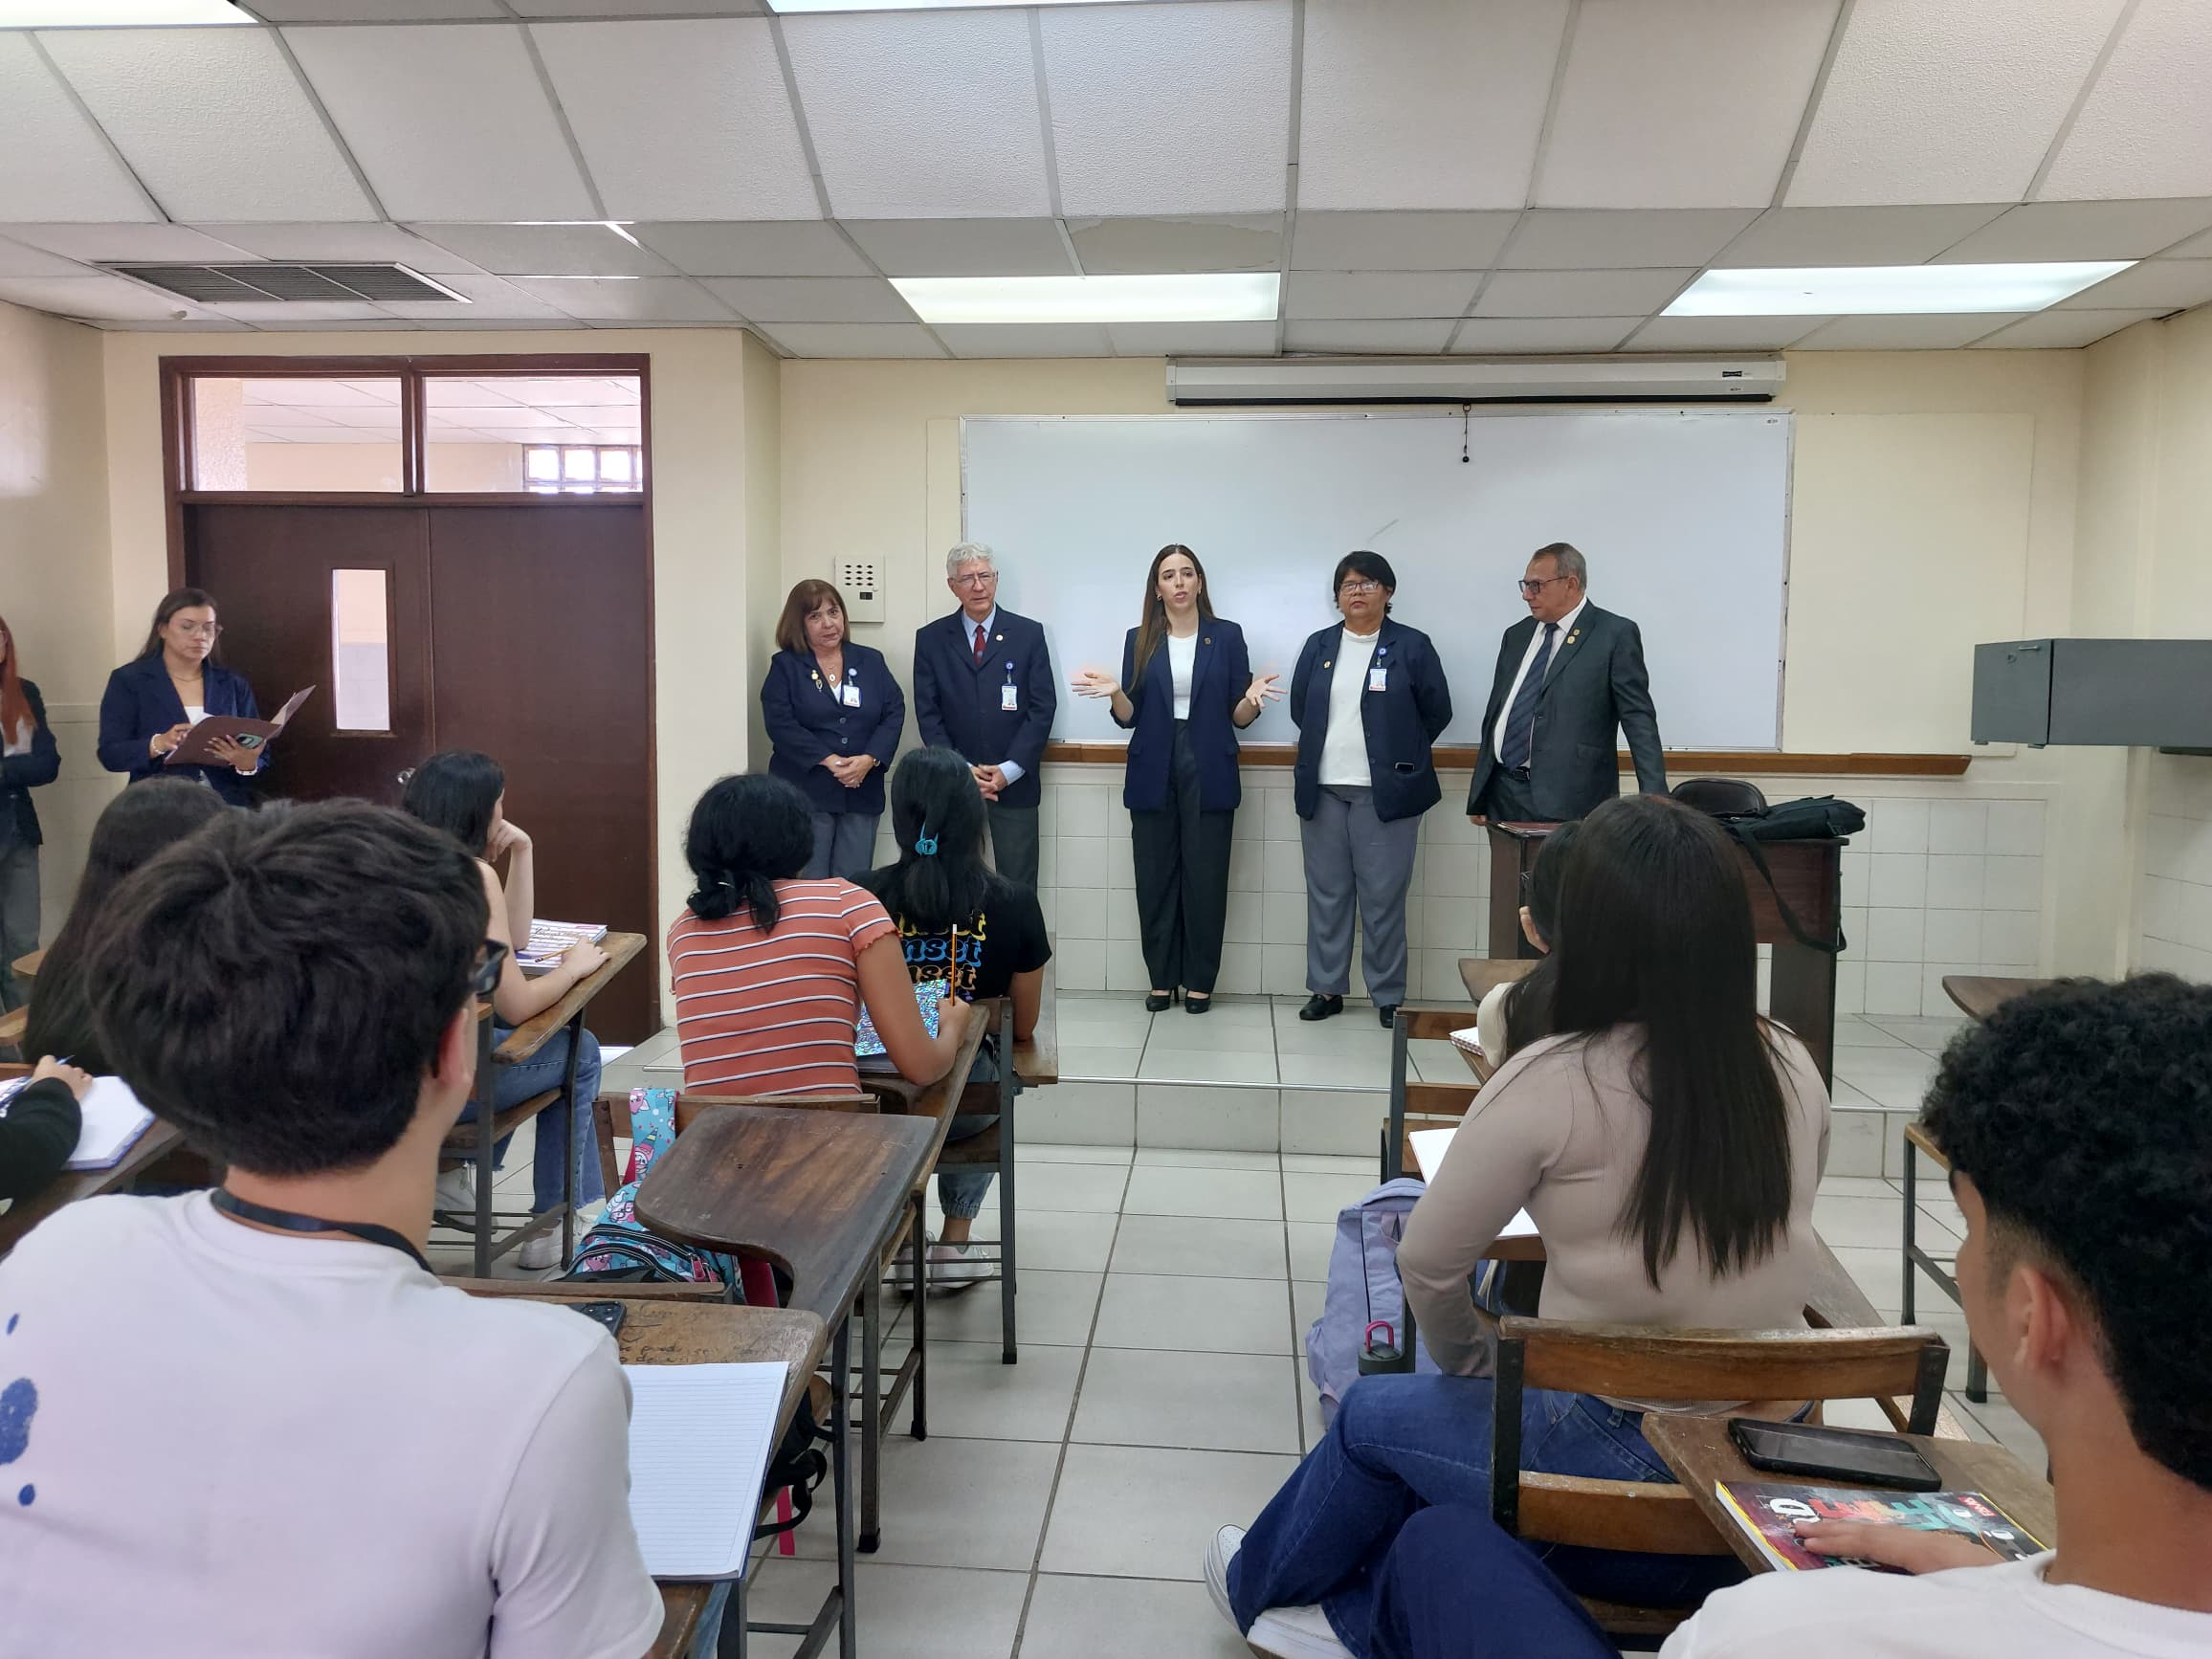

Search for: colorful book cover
xmin=1715 ymin=1481 xmax=2045 ymax=1573
xmin=854 ymin=978 xmax=947 ymax=1059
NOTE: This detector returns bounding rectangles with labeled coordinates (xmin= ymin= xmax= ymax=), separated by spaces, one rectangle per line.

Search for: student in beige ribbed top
xmin=1213 ymin=794 xmax=1833 ymax=1659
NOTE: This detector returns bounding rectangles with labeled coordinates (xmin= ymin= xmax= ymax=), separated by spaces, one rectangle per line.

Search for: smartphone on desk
xmin=567 ymin=1300 xmax=628 ymax=1339
xmin=1728 ymin=1419 xmax=1942 ymax=1491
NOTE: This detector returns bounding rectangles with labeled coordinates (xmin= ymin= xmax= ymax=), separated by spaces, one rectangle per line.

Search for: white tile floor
xmin=728 ymin=1142 xmax=2046 ymax=1658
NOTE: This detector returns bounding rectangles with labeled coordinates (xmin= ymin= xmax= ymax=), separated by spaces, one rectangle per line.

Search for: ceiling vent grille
xmin=102 ymin=263 xmax=465 ymax=304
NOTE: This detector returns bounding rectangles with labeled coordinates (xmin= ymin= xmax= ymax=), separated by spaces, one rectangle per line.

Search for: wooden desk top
xmin=11 ymin=947 xmax=42 ymax=983
xmin=1643 ymin=1415 xmax=2056 ymax=1574
xmin=477 ymin=1292 xmax=828 ymax=1659
xmin=0 ymin=1118 xmax=184 ymax=1257
xmin=0 ymin=1006 xmax=23 ymax=1049
xmin=1458 ymin=955 xmax=1537 ymax=1004
xmin=635 ymin=1106 xmax=948 ymax=1320
xmin=1942 ymin=974 xmax=2052 ymax=1023
xmin=497 ymin=931 xmax=645 ymax=1064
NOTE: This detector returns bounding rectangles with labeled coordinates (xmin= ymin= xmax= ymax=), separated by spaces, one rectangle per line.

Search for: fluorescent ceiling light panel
xmin=767 ymin=0 xmax=1150 ymax=10
xmin=2 ymin=0 xmax=249 ymax=21
xmin=894 ymin=273 xmax=1279 ymax=325
xmin=1667 ymin=262 xmax=2132 ymax=317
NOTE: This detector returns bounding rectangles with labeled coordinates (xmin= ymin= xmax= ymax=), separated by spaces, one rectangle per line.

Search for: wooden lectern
xmin=1484 ymin=822 xmax=1847 ymax=1086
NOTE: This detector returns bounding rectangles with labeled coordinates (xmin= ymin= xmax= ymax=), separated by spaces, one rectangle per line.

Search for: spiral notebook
xmin=0 ymin=1074 xmax=156 ymax=1170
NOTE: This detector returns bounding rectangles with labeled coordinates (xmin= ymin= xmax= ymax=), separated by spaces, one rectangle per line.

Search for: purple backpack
xmin=1305 ymin=1178 xmax=1443 ymax=1427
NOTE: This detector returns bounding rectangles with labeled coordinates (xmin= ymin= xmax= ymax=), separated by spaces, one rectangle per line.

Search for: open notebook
xmin=1405 ymin=1127 xmax=1539 ymax=1245
xmin=0 ymin=1073 xmax=156 ymax=1170
xmin=623 ymin=1361 xmax=789 ymax=1581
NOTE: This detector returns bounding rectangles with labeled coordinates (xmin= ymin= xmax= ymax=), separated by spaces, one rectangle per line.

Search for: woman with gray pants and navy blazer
xmin=761 ymin=578 xmax=906 ymax=880
xmin=1073 ymin=545 xmax=1280 ymax=1012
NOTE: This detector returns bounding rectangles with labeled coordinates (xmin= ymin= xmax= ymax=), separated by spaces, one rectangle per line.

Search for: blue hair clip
xmin=915 ymin=829 xmax=939 ymax=856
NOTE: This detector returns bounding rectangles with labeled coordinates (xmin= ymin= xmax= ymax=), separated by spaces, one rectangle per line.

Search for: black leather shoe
xmin=1378 ymin=1004 xmax=1401 ymax=1029
xmin=1144 ymin=991 xmax=1174 ymax=1013
xmin=1298 ymin=993 xmax=1343 ymax=1022
xmin=1185 ymin=993 xmax=1213 ymax=1014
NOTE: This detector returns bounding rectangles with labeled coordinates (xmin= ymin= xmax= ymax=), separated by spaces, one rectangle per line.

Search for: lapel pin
xmin=994 ymin=633 xmax=1004 ymax=642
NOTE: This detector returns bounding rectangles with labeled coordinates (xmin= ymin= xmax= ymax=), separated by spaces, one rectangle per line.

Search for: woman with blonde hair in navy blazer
xmin=1073 ymin=545 xmax=1280 ymax=1012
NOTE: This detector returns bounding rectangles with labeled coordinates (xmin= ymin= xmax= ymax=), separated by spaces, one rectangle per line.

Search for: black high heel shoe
xmin=1184 ymin=992 xmax=1212 ymax=1014
xmin=1144 ymin=989 xmax=1176 ymax=1012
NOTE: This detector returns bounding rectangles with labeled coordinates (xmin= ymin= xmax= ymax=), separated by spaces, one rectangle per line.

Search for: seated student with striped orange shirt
xmin=668 ymin=773 xmax=965 ymax=1095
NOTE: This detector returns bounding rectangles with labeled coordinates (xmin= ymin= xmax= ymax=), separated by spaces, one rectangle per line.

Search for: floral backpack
xmin=564 ymin=1086 xmax=743 ymax=1293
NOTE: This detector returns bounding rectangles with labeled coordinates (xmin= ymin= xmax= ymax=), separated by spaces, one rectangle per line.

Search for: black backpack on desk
xmin=1670 ymin=779 xmax=1865 ymax=955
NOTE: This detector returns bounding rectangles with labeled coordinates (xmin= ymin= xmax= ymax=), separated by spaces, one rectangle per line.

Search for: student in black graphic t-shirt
xmin=863 ymin=746 xmax=1051 ymax=1286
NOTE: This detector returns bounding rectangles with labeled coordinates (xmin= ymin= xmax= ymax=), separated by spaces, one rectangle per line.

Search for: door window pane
xmin=331 ymin=568 xmax=391 ymax=732
xmin=190 ymin=378 xmax=403 ymax=491
xmin=423 ymin=374 xmax=643 ymax=493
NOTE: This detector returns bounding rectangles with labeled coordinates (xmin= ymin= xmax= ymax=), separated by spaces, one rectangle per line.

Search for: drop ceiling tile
xmin=1536 ymin=0 xmax=1838 ymax=209
xmin=1284 ymin=320 xmax=1456 ymax=353
xmin=40 ymin=27 xmax=375 ymax=223
xmin=1285 ymin=271 xmax=1480 ymax=321
xmin=1066 ymin=216 xmax=1281 ymax=275
xmin=531 ymin=20 xmax=818 ymax=222
xmin=191 ymin=222 xmax=486 ymax=274
xmin=703 ymin=276 xmax=915 ymax=323
xmin=2164 ymin=226 xmax=2212 ymax=259
xmin=934 ymin=323 xmax=1115 ymax=358
xmin=1105 ymin=321 xmax=1277 ymax=356
xmin=1447 ymin=316 xmax=1643 ymax=353
xmin=1970 ymin=308 xmax=2167 ymax=347
xmin=1786 ymin=0 xmax=2124 ymax=207
xmin=0 ymin=275 xmax=225 ymax=323
xmin=1713 ymin=205 xmax=2011 ymax=267
xmin=1792 ymin=313 xmax=2031 ymax=349
xmin=2041 ymin=0 xmax=2212 ymax=200
xmin=4 ymin=223 xmax=254 ymax=262
xmin=839 ymin=219 xmax=1072 ymax=277
xmin=1472 ymin=268 xmax=1695 ymax=317
xmin=628 ymin=221 xmax=866 ymax=277
xmin=1502 ymin=209 xmax=1759 ymax=270
xmin=1290 ymin=210 xmax=1517 ymax=272
xmin=783 ymin=10 xmax=1050 ymax=219
xmin=282 ymin=25 xmax=597 ymax=222
xmin=247 ymin=1 xmax=505 ymax=17
xmin=0 ymin=35 xmax=157 ymax=222
xmin=1298 ymin=0 xmax=1569 ymax=211
xmin=753 ymin=322 xmax=946 ymax=359
xmin=1934 ymin=199 xmax=2212 ymax=262
xmin=409 ymin=223 xmax=675 ymax=278
xmin=1623 ymin=314 xmax=1834 ymax=351
xmin=505 ymin=276 xmax=738 ymax=322
xmin=2054 ymin=258 xmax=2212 ymax=311
xmin=1040 ymin=0 xmax=1292 ymax=216
xmin=0 ymin=237 xmax=93 ymax=279
xmin=375 ymin=273 xmax=570 ymax=321
xmin=509 ymin=0 xmax=768 ymax=13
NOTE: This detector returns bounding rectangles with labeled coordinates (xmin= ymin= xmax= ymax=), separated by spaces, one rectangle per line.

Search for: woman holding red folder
xmin=97 ymin=587 xmax=266 ymax=807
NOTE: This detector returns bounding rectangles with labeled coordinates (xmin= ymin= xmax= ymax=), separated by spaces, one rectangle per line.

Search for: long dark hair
xmin=684 ymin=774 xmax=814 ymax=932
xmin=26 ymin=778 xmax=231 ymax=1070
xmin=863 ymin=747 xmax=993 ymax=932
xmin=1131 ymin=544 xmax=1217 ymax=683
xmin=1500 ymin=818 xmax=1581 ymax=1059
xmin=137 ymin=587 xmax=224 ymax=663
xmin=400 ymin=750 xmax=504 ymax=859
xmin=1547 ymin=794 xmax=1794 ymax=1288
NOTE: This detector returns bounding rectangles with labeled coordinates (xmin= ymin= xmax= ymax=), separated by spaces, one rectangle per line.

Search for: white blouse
xmin=1318 ymin=627 xmax=1381 ymax=787
xmin=1167 ymin=631 xmax=1198 ymax=720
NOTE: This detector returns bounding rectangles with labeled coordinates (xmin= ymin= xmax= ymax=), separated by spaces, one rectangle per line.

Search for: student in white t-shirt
xmin=0 ymin=801 xmax=662 ymax=1659
xmin=1336 ymin=974 xmax=2212 ymax=1659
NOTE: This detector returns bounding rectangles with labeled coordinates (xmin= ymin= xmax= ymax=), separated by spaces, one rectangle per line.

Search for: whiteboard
xmin=961 ymin=411 xmax=1791 ymax=749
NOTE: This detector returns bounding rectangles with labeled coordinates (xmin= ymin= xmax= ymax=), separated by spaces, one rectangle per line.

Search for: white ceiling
xmin=0 ymin=0 xmax=2207 ymax=357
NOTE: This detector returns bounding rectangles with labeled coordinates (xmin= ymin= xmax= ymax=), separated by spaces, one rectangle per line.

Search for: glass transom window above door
xmin=423 ymin=375 xmax=642 ymax=494
xmin=191 ymin=377 xmax=403 ymax=491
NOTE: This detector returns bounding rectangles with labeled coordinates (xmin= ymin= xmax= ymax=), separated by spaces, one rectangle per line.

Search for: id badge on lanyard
xmin=840 ymin=669 xmax=862 ymax=708
xmin=1367 ymin=643 xmax=1389 ymax=695
xmin=1001 ymin=662 xmax=1020 ymax=713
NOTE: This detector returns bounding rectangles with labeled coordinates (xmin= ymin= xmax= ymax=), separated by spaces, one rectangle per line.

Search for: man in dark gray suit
xmin=1467 ymin=542 xmax=1666 ymax=826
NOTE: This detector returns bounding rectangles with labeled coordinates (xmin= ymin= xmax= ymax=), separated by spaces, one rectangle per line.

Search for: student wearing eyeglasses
xmin=1466 ymin=543 xmax=1667 ymax=829
xmin=96 ymin=587 xmax=267 ymax=806
xmin=1289 ymin=551 xmax=1452 ymax=1029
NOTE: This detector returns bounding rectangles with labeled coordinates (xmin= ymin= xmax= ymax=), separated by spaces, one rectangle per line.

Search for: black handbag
xmin=1670 ymin=780 xmax=1865 ymax=955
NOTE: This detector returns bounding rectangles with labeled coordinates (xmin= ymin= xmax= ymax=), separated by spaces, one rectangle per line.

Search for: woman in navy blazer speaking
xmin=1289 ymin=551 xmax=1452 ymax=1029
xmin=1072 ymin=545 xmax=1280 ymax=1013
xmin=97 ymin=587 xmax=265 ymax=807
xmin=761 ymin=578 xmax=906 ymax=880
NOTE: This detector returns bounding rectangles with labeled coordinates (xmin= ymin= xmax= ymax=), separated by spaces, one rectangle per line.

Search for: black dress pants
xmin=1131 ymin=721 xmax=1233 ymax=995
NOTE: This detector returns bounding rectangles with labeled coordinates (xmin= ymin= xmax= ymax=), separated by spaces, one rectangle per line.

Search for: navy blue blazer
xmin=912 ymin=608 xmax=1056 ymax=811
xmin=1113 ymin=619 xmax=1251 ymax=814
xmin=97 ymin=654 xmax=263 ymax=807
xmin=762 ymin=643 xmax=905 ymax=817
xmin=1289 ymin=618 xmax=1453 ymax=823
xmin=0 ymin=680 xmax=61 ymax=848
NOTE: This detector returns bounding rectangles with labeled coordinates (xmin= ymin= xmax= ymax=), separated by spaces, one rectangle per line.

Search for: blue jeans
xmin=1228 ymin=1373 xmax=1742 ymax=1655
xmin=456 ymin=1024 xmax=607 ymax=1215
xmin=939 ymin=1045 xmax=1017 ymax=1221
xmin=1369 ymin=1505 xmax=1618 ymax=1659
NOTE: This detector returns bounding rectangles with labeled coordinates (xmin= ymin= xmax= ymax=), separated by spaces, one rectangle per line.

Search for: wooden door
xmin=183 ymin=503 xmax=432 ymax=806
xmin=427 ymin=503 xmax=655 ymax=1043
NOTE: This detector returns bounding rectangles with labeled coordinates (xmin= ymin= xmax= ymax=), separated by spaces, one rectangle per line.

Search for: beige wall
xmin=741 ymin=333 xmax=785 ymax=771
xmin=0 ymin=299 xmax=123 ymax=939
xmin=99 ymin=328 xmax=765 ymax=1007
xmin=238 ymin=441 xmax=526 ymax=494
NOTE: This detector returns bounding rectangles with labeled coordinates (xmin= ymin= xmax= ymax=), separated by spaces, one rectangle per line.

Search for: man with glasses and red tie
xmin=913 ymin=542 xmax=1057 ymax=890
xmin=1467 ymin=542 xmax=1666 ymax=829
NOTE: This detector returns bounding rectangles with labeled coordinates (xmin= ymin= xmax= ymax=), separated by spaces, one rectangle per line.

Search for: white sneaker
xmin=1206 ymin=1523 xmax=1350 ymax=1659
xmin=927 ymin=1239 xmax=990 ymax=1288
xmin=433 ymin=1166 xmax=475 ymax=1213
xmin=517 ymin=1216 xmax=570 ymax=1271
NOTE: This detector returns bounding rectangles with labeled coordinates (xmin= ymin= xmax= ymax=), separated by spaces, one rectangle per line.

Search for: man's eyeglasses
xmin=172 ymin=621 xmax=224 ymax=639
xmin=1338 ymin=580 xmax=1383 ymax=596
xmin=1517 ymin=576 xmax=1569 ymax=596
xmin=951 ymin=571 xmax=997 ymax=588
xmin=472 ymin=940 xmax=508 ymax=997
